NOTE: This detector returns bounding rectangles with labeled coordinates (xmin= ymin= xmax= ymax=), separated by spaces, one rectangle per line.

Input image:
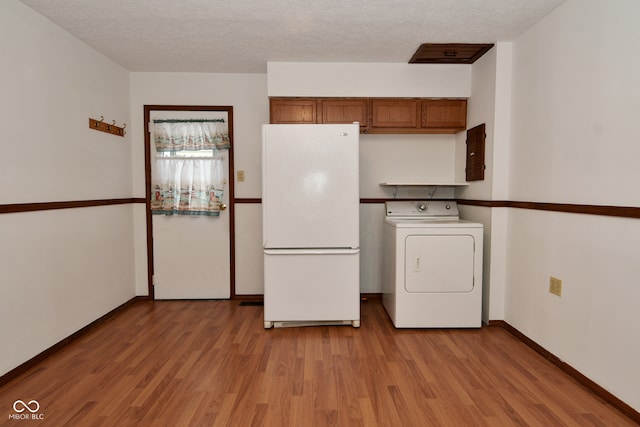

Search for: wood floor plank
xmin=0 ymin=298 xmax=636 ymax=426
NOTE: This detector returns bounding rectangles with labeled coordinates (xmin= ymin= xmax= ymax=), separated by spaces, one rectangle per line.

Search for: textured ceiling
xmin=19 ymin=0 xmax=565 ymax=73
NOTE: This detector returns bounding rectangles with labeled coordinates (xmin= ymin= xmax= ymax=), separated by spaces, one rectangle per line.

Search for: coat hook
xmin=99 ymin=116 xmax=104 ymax=123
xmin=122 ymin=123 xmax=127 ymax=129
xmin=111 ymin=120 xmax=116 ymax=126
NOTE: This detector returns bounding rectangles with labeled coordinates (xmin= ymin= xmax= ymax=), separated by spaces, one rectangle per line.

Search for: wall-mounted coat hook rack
xmin=89 ymin=116 xmax=126 ymax=137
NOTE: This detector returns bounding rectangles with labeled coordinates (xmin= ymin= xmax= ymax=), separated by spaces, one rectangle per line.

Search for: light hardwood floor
xmin=0 ymin=298 xmax=636 ymax=426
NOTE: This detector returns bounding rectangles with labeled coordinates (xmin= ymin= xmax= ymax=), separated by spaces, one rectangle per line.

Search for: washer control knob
xmin=445 ymin=204 xmax=451 ymax=210
xmin=417 ymin=203 xmax=428 ymax=212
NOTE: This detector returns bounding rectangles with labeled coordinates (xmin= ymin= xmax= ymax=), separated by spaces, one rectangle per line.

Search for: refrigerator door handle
xmin=264 ymin=248 xmax=360 ymax=255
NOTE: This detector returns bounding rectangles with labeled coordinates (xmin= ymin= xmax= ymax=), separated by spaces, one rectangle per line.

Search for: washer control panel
xmin=385 ymin=201 xmax=459 ymax=218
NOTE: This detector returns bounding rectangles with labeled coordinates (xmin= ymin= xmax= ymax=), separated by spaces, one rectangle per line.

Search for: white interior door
xmin=150 ymin=110 xmax=231 ymax=299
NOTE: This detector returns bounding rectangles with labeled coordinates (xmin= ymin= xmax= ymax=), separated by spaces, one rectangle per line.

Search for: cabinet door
xmin=370 ymin=99 xmax=419 ymax=129
xmin=422 ymin=99 xmax=467 ymax=131
xmin=466 ymin=123 xmax=486 ymax=181
xmin=321 ymin=99 xmax=368 ymax=130
xmin=270 ymin=98 xmax=318 ymax=124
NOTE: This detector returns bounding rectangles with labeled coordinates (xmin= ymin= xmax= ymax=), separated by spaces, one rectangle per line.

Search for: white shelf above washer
xmin=380 ymin=182 xmax=469 ymax=198
xmin=380 ymin=182 xmax=469 ymax=187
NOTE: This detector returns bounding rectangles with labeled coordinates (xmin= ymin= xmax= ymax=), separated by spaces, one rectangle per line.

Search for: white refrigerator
xmin=262 ymin=124 xmax=360 ymax=328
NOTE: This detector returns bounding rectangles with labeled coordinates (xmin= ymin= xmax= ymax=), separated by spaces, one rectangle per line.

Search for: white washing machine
xmin=382 ymin=201 xmax=483 ymax=328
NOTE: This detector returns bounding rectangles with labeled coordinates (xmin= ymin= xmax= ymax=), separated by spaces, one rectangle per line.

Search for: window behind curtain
xmin=150 ymin=119 xmax=230 ymax=216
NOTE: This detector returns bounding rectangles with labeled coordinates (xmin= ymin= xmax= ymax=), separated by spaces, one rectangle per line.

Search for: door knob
xmin=219 ymin=203 xmax=227 ymax=211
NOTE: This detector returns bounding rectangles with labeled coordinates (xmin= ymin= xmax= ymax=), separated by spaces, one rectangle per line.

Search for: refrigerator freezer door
xmin=263 ymin=251 xmax=360 ymax=324
xmin=262 ymin=124 xmax=359 ymax=249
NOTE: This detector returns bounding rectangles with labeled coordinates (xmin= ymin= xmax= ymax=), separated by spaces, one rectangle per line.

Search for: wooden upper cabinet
xmin=270 ymin=98 xmax=318 ymax=124
xmin=422 ymin=99 xmax=467 ymax=131
xmin=370 ymin=99 xmax=420 ymax=130
xmin=320 ymin=99 xmax=368 ymax=130
xmin=269 ymin=97 xmax=467 ymax=134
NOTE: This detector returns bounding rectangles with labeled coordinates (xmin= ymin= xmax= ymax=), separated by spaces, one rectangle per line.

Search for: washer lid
xmin=385 ymin=201 xmax=459 ymax=219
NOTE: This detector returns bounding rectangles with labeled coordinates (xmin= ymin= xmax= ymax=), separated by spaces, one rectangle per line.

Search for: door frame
xmin=143 ymin=105 xmax=235 ymax=299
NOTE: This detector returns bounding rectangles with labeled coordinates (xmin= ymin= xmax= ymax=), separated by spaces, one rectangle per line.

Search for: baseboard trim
xmin=0 ymin=296 xmax=146 ymax=388
xmin=234 ymin=294 xmax=264 ymax=301
xmin=488 ymin=320 xmax=640 ymax=424
xmin=233 ymin=293 xmax=381 ymax=302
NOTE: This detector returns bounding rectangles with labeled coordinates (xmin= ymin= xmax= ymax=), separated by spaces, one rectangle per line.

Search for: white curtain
xmin=151 ymin=119 xmax=228 ymax=217
xmin=151 ymin=157 xmax=225 ymax=216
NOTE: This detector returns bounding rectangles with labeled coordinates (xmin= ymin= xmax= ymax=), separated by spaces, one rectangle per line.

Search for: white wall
xmin=0 ymin=3 xmax=132 ymax=202
xmin=267 ymin=62 xmax=471 ymax=98
xmin=455 ymin=47 xmax=498 ymax=323
xmin=510 ymin=1 xmax=640 ymax=206
xmin=506 ymin=0 xmax=640 ymax=410
xmin=0 ymin=0 xmax=135 ymax=376
xmin=129 ymin=72 xmax=269 ymax=295
xmin=361 ymin=134 xmax=458 ymax=198
xmin=455 ymin=43 xmax=513 ymax=322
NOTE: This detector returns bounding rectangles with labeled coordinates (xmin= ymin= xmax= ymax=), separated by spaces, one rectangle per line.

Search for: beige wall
xmin=505 ymin=0 xmax=640 ymax=410
xmin=0 ymin=0 xmax=135 ymax=376
xmin=457 ymin=0 xmax=640 ymax=411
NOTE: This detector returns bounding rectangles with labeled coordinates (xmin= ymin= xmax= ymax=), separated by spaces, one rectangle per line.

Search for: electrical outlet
xmin=237 ymin=170 xmax=245 ymax=182
xmin=549 ymin=276 xmax=562 ymax=297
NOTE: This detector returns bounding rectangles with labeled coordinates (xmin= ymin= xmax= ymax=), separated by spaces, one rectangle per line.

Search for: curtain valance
xmin=153 ymin=119 xmax=230 ymax=152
